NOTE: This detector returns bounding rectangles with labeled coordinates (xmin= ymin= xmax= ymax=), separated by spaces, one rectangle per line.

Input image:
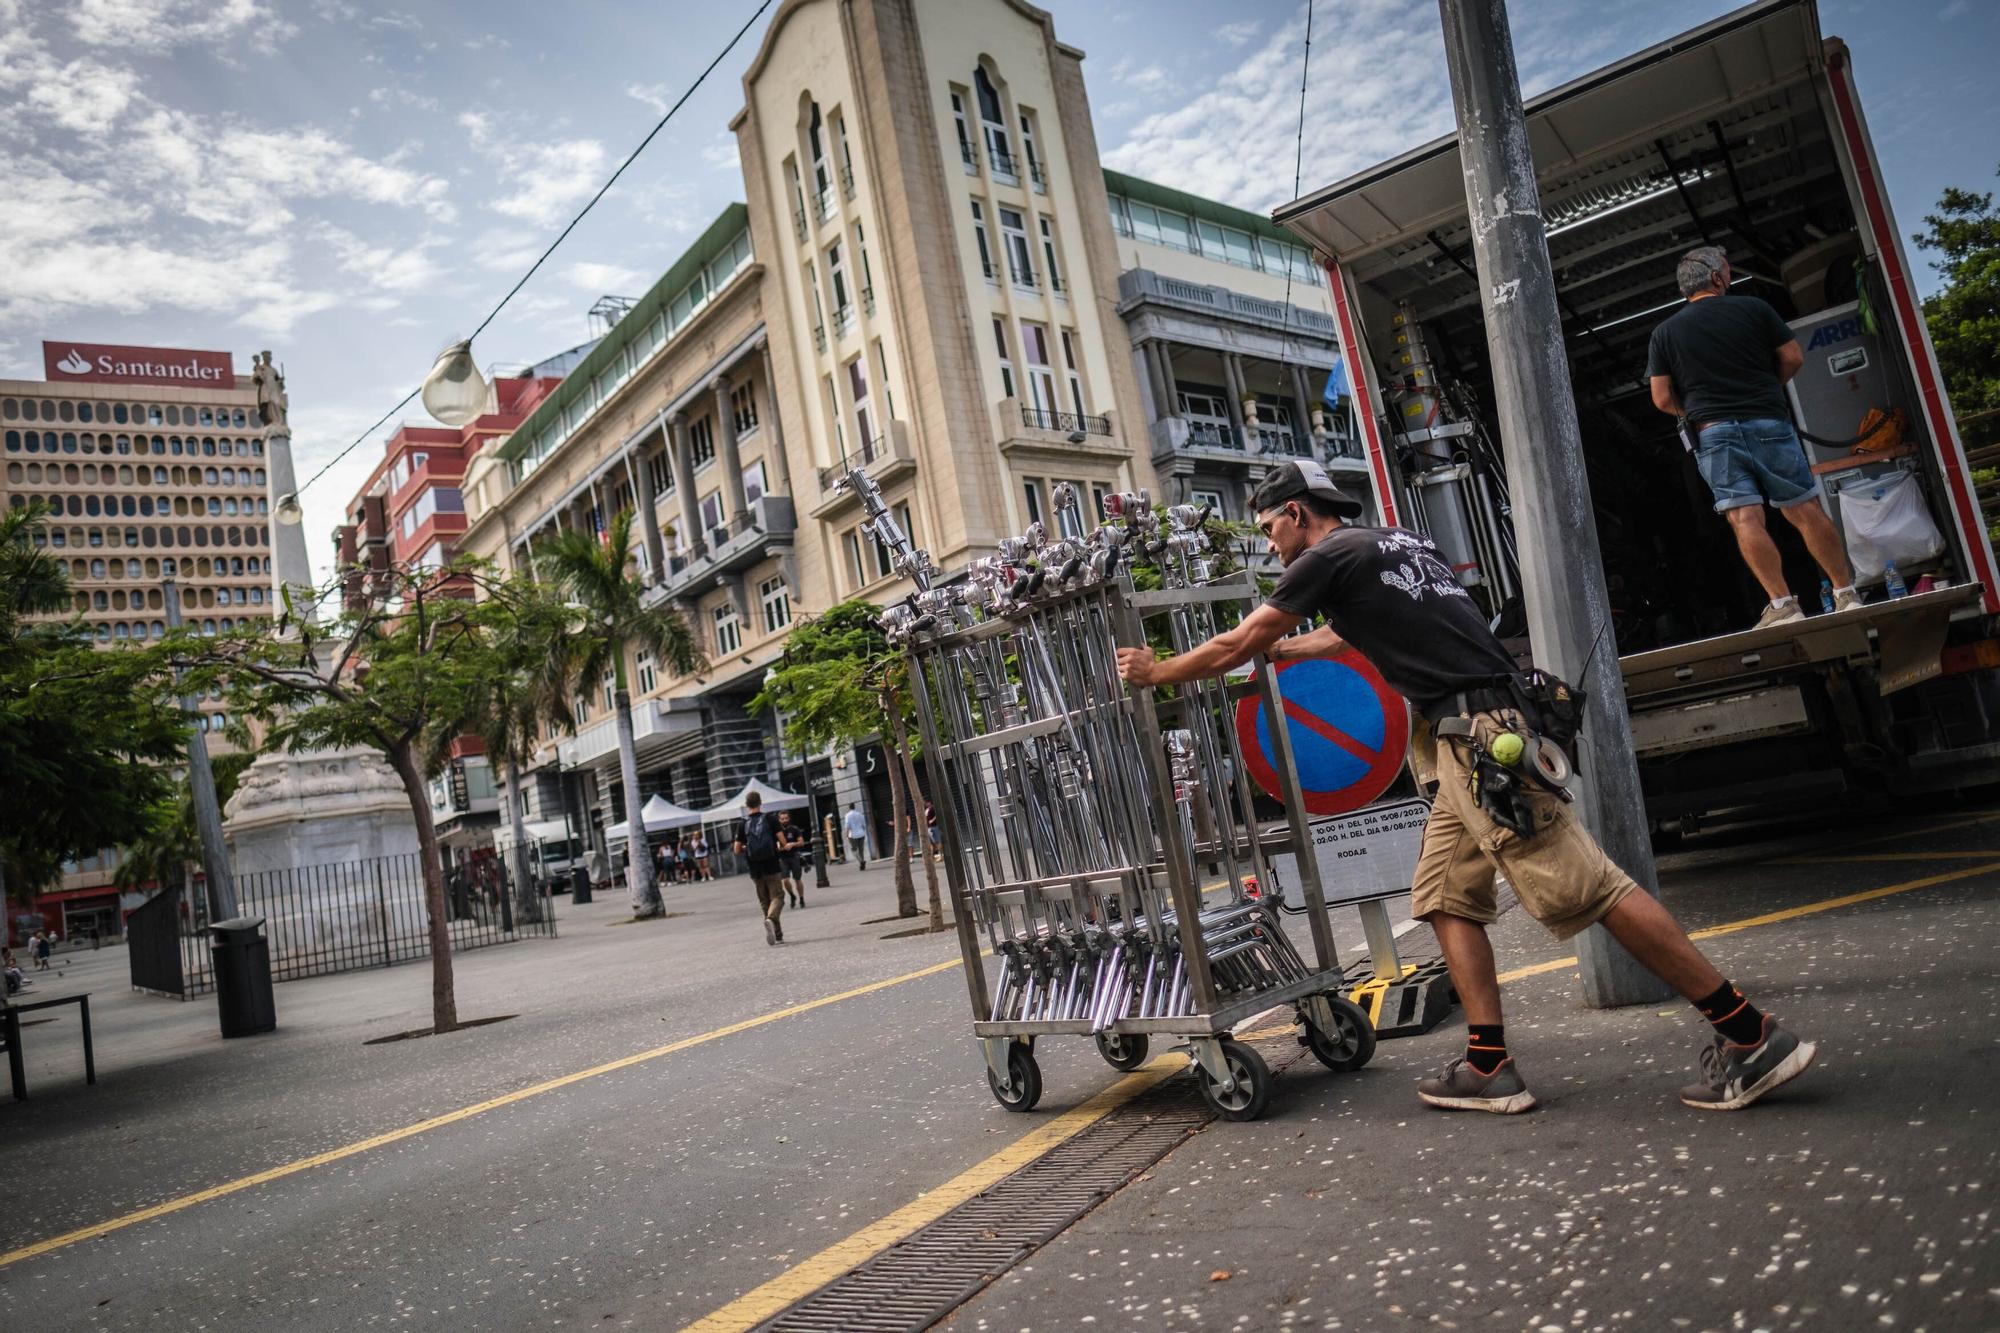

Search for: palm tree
xmin=435 ymin=583 xmax=578 ymax=926
xmin=533 ymin=510 xmax=704 ymax=916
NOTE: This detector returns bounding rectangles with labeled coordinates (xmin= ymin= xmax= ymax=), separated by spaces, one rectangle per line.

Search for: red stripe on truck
xmin=1323 ymin=258 xmax=1399 ymax=526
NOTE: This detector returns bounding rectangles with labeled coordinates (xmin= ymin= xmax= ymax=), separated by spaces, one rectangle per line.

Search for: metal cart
xmin=844 ymin=468 xmax=1375 ymax=1120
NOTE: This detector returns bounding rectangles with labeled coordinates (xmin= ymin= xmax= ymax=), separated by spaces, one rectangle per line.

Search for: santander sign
xmin=43 ymin=340 xmax=236 ymax=389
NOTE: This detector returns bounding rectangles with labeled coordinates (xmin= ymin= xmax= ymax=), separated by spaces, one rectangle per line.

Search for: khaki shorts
xmin=1410 ymin=711 xmax=1638 ymax=941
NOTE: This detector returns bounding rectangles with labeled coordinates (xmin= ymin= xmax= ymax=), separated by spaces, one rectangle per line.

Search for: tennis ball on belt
xmin=1489 ymin=732 xmax=1526 ymax=767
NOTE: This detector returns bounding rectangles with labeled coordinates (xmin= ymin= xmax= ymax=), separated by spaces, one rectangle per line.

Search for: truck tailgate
xmin=1618 ymin=583 xmax=1980 ymax=700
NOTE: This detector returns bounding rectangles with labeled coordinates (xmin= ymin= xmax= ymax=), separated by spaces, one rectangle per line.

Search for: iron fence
xmin=146 ymin=851 xmax=556 ymax=997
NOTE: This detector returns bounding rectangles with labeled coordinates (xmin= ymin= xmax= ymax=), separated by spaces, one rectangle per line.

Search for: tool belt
xmin=1429 ymin=671 xmax=1588 ymax=838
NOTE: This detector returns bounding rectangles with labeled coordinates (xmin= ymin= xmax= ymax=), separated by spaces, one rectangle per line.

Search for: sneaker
xmin=1417 ymin=1057 xmax=1537 ymax=1114
xmin=763 ymin=917 xmax=778 ymax=946
xmin=1681 ymin=1016 xmax=1817 ymax=1110
xmin=1753 ymin=600 xmax=1807 ymax=630
xmin=1832 ymin=587 xmax=1865 ymax=614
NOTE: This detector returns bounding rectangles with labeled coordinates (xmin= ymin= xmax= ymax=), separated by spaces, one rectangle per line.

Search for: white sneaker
xmin=1753 ymin=600 xmax=1806 ymax=630
xmin=1832 ymin=587 xmax=1865 ymax=613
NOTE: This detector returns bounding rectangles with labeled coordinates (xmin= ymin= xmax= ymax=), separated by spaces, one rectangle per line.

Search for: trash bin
xmin=570 ymin=866 xmax=592 ymax=905
xmin=210 ymin=916 xmax=276 ymax=1038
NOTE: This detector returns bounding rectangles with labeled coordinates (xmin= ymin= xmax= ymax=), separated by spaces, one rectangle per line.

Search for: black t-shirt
xmin=1265 ymin=525 xmax=1519 ymax=715
xmin=1645 ymin=294 xmax=1796 ymax=425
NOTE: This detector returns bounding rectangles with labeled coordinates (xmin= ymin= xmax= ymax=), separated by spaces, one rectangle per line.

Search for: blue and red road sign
xmin=1235 ymin=656 xmax=1410 ymax=816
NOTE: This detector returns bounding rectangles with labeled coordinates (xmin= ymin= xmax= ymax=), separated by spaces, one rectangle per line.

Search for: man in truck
xmin=1115 ymin=460 xmax=1819 ymax=1114
xmin=1647 ymin=244 xmax=1862 ymax=627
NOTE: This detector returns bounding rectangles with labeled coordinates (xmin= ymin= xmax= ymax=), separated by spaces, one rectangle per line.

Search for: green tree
xmin=435 ymin=579 xmax=581 ymax=926
xmin=115 ymin=744 xmax=256 ymax=918
xmin=533 ymin=510 xmax=703 ymax=918
xmin=1914 ymin=166 xmax=2000 ymax=418
xmin=172 ymin=563 xmax=537 ymax=1035
xmin=1 ymin=503 xmax=183 ymax=905
xmin=752 ymin=600 xmax=940 ymax=927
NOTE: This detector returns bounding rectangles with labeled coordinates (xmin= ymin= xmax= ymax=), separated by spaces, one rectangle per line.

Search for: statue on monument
xmin=253 ymin=349 xmax=289 ymax=429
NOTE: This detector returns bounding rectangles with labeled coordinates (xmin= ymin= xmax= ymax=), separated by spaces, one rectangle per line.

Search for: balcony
xmin=1008 ymin=264 xmax=1040 ymax=292
xmin=812 ymin=187 xmax=835 ymax=225
xmin=650 ymin=493 xmax=798 ymax=601
xmin=812 ymin=420 xmax=915 ymax=517
xmin=860 ymin=285 xmax=875 ymax=316
xmin=813 ymin=324 xmax=827 ymax=354
xmin=557 ymin=695 xmax=705 ymax=769
xmin=793 ymin=207 xmax=807 ymax=243
xmin=840 ymin=164 xmax=855 ymax=199
xmin=1028 ymin=160 xmax=1047 ymax=193
xmin=988 ymin=146 xmax=1020 ymax=182
xmin=832 ymin=304 xmax=856 ymax=338
xmin=960 ymin=141 xmax=978 ymax=174
xmin=1253 ymin=427 xmax=1312 ymax=458
xmin=1150 ymin=416 xmax=1251 ymax=468
xmin=1117 ymin=268 xmax=1338 ymax=339
xmin=997 ymin=397 xmax=1127 ymax=467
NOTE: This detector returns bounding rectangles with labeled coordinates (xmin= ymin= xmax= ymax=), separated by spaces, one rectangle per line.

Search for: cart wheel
xmin=1094 ymin=1031 xmax=1150 ymax=1071
xmin=1304 ymin=995 xmax=1377 ymax=1072
xmin=1194 ymin=1037 xmax=1271 ymax=1122
xmin=987 ymin=1043 xmax=1043 ymax=1112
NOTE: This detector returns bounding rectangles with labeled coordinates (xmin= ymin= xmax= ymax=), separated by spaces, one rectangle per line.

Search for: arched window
xmin=974 ymin=67 xmax=1014 ymax=178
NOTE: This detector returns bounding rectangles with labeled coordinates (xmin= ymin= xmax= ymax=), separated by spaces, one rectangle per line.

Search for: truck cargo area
xmin=1276 ymin=0 xmax=2000 ymax=827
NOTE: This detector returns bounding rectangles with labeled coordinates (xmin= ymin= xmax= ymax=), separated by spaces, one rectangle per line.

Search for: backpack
xmin=743 ymin=812 xmax=779 ymax=862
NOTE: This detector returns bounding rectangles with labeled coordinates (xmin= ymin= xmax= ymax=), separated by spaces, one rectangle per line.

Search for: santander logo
xmin=56 ymin=348 xmax=91 ymax=374
xmin=42 ymin=340 xmax=236 ymax=388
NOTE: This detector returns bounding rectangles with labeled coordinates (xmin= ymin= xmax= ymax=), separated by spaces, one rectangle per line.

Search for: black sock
xmin=1695 ymin=980 xmax=1765 ymax=1046
xmin=1465 ymin=1024 xmax=1508 ymax=1075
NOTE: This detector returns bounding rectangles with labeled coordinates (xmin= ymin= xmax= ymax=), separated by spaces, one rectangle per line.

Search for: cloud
xmin=1099 ymin=0 xmax=1626 ymax=216
xmin=368 ymin=86 xmax=443 ymax=113
xmin=565 ymin=261 xmax=648 ymax=292
xmin=626 ymin=82 xmax=672 ymax=116
xmin=67 ymin=0 xmax=293 ymax=53
xmin=471 ymin=226 xmax=544 ymax=272
xmin=1939 ymin=0 xmax=1970 ymax=17
xmin=1109 ymin=57 xmax=1170 ymax=93
xmin=702 ymin=133 xmax=741 ymax=173
xmin=1215 ymin=20 xmax=1260 ymax=48
xmin=319 ymin=227 xmax=445 ymax=295
xmin=459 ymin=110 xmax=608 ymax=228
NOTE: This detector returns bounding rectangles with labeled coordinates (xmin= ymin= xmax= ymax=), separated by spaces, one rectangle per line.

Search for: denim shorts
xmin=1694 ymin=418 xmax=1822 ymax=513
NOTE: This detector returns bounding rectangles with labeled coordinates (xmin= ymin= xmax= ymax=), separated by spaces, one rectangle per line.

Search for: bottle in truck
xmin=1273 ymin=0 xmax=2000 ymax=834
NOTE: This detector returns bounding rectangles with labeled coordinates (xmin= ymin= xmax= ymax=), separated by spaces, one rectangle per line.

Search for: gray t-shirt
xmin=1646 ymin=294 xmax=1796 ymax=425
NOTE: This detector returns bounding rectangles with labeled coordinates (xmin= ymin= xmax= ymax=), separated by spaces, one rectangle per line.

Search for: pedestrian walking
xmin=844 ymin=804 xmax=869 ymax=870
xmin=692 ymin=831 xmax=712 ymax=881
xmin=677 ymin=837 xmax=696 ymax=884
xmin=1648 ymin=245 xmax=1860 ymax=628
xmin=733 ymin=792 xmax=787 ymax=945
xmin=924 ymin=800 xmax=941 ymax=859
xmin=32 ymin=931 xmax=50 ymax=972
xmin=1116 ymin=460 xmax=1819 ymax=1115
xmin=776 ymin=810 xmax=807 ymax=908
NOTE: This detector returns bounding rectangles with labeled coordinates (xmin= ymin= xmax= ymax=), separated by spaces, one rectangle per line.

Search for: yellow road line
xmin=1774 ymin=850 xmax=2000 ymax=864
xmin=1803 ymin=809 xmax=2000 ymax=855
xmin=0 ymin=956 xmax=967 ymax=1271
xmin=1684 ymin=861 xmax=2000 ymax=941
xmin=13 ymin=854 xmax=2000 ymax=1279
xmin=681 ymin=1058 xmax=1184 ymax=1333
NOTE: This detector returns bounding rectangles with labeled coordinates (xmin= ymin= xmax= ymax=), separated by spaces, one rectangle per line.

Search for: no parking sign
xmin=1235 ymin=656 xmax=1410 ymax=815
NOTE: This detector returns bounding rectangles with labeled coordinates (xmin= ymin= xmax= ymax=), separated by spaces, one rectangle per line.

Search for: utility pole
xmin=1436 ymin=0 xmax=1671 ymax=1007
xmin=163 ymin=578 xmax=239 ymax=922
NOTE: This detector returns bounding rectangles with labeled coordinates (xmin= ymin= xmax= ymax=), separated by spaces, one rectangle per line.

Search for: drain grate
xmin=759 ymin=1036 xmax=1305 ymax=1333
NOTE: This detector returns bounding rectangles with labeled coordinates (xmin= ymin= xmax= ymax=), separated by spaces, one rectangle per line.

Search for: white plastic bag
xmin=1837 ymin=469 xmax=1944 ymax=581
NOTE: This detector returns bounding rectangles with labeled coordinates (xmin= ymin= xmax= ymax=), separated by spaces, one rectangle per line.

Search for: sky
xmin=3 ymin=0 xmax=1995 ymax=581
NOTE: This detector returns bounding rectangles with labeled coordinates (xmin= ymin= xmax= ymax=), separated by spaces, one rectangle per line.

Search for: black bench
xmin=2 ymin=992 xmax=96 ymax=1101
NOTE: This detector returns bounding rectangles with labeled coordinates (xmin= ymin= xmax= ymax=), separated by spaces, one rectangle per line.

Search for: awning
xmin=698 ymin=777 xmax=811 ymax=820
xmin=523 ymin=819 xmax=572 ymax=842
xmin=605 ymin=794 xmax=706 ymax=843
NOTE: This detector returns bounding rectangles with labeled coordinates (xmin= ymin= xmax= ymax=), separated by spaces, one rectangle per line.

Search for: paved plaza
xmin=2 ymin=807 xmax=1997 ymax=1331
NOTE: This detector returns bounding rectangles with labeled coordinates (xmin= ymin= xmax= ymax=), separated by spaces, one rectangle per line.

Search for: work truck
xmin=1273 ymin=0 xmax=2000 ymax=832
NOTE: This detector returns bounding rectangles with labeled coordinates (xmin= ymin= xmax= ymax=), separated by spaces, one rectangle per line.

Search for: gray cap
xmin=1250 ymin=459 xmax=1365 ymax=519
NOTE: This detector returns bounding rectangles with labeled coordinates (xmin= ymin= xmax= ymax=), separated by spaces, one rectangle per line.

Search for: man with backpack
xmin=733 ymin=791 xmax=787 ymax=945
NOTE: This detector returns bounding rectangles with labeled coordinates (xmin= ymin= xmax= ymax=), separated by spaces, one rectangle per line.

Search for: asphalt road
xmin=3 ymin=805 xmax=1997 ymax=1332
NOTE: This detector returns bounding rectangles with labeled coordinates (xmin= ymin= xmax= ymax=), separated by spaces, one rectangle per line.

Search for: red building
xmin=334 ymin=374 xmax=561 ymax=606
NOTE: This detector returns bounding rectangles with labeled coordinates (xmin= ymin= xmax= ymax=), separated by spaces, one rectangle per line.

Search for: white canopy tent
xmin=698 ymin=778 xmax=811 ymax=821
xmin=604 ymin=793 xmax=706 ymax=843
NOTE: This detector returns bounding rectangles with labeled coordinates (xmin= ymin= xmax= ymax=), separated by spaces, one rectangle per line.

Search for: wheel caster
xmin=1193 ymin=1036 xmax=1271 ymax=1122
xmin=1094 ymin=1030 xmax=1150 ymax=1071
xmin=1303 ymin=994 xmax=1377 ymax=1072
xmin=986 ymin=1042 xmax=1042 ymax=1112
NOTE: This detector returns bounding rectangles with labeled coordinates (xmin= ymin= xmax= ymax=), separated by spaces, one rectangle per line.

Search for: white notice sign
xmin=1271 ymin=797 xmax=1432 ymax=907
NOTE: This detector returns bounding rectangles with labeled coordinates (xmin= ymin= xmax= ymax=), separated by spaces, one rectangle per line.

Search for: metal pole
xmin=163 ymin=579 xmax=238 ymax=921
xmin=1436 ymin=0 xmax=1670 ymax=1006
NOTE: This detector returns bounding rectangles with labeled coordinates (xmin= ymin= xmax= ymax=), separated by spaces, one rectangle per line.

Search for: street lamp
xmin=422 ymin=338 xmax=491 ymax=427
xmin=273 ymin=491 xmax=305 ymax=526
